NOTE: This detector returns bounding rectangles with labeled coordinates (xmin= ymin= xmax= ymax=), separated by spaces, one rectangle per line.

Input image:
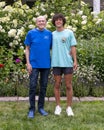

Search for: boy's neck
xmin=56 ymin=26 xmax=64 ymax=32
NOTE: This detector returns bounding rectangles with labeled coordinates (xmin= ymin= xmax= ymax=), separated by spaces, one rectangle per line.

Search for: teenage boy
xmin=51 ymin=13 xmax=77 ymax=116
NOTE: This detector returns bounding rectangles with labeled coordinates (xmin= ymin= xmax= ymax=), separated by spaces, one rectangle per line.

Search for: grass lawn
xmin=0 ymin=100 xmax=104 ymax=130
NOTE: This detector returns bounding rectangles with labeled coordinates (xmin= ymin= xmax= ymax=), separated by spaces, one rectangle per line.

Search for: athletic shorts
xmin=53 ymin=67 xmax=73 ymax=75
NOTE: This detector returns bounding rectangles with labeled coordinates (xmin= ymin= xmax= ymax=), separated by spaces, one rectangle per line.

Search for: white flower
xmin=0 ymin=2 xmax=6 ymax=8
xmin=1 ymin=29 xmax=5 ymax=33
xmin=21 ymin=27 xmax=25 ymax=31
xmin=28 ymin=25 xmax=35 ymax=29
xmin=72 ymin=19 xmax=78 ymax=23
xmin=48 ymin=18 xmax=52 ymax=22
xmin=24 ymin=50 xmax=26 ymax=53
xmin=81 ymin=20 xmax=87 ymax=25
xmin=46 ymin=24 xmax=51 ymax=28
xmin=96 ymin=19 xmax=102 ymax=24
xmin=66 ymin=25 xmax=73 ymax=30
xmin=0 ymin=17 xmax=10 ymax=23
xmin=22 ymin=4 xmax=29 ymax=10
xmin=40 ymin=3 xmax=45 ymax=8
xmin=36 ymin=12 xmax=40 ymax=16
xmin=82 ymin=15 xmax=87 ymax=20
xmin=15 ymin=36 xmax=19 ymax=39
xmin=9 ymin=42 xmax=13 ymax=47
xmin=18 ymin=39 xmax=21 ymax=42
xmin=77 ymin=11 xmax=83 ymax=15
xmin=41 ymin=7 xmax=45 ymax=12
xmin=17 ymin=28 xmax=25 ymax=37
xmin=71 ymin=13 xmax=75 ymax=16
xmin=44 ymin=14 xmax=48 ymax=19
xmin=72 ymin=27 xmax=77 ymax=32
xmin=82 ymin=26 xmax=87 ymax=30
xmin=62 ymin=7 xmax=65 ymax=10
xmin=65 ymin=16 xmax=69 ymax=20
xmin=3 ymin=5 xmax=14 ymax=12
xmin=8 ymin=29 xmax=17 ymax=37
xmin=50 ymin=13 xmax=54 ymax=16
xmin=13 ymin=19 xmax=18 ymax=28
xmin=0 ymin=25 xmax=2 ymax=30
xmin=94 ymin=15 xmax=98 ymax=18
xmin=13 ymin=40 xmax=18 ymax=45
xmin=20 ymin=46 xmax=24 ymax=49
xmin=32 ymin=17 xmax=36 ymax=22
xmin=81 ymin=1 xmax=87 ymax=6
xmin=18 ymin=8 xmax=24 ymax=15
xmin=91 ymin=11 xmax=98 ymax=16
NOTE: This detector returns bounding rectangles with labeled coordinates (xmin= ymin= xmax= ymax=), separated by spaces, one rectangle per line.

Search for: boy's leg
xmin=54 ymin=75 xmax=62 ymax=106
xmin=64 ymin=74 xmax=73 ymax=107
xmin=64 ymin=74 xmax=74 ymax=116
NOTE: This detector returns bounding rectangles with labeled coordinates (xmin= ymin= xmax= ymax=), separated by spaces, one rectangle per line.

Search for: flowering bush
xmin=0 ymin=0 xmax=104 ymax=47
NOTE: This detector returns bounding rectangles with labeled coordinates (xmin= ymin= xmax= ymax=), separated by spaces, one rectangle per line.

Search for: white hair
xmin=36 ymin=16 xmax=46 ymax=22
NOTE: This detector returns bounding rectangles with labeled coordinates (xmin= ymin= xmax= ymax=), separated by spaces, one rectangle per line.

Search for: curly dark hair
xmin=52 ymin=13 xmax=66 ymax=26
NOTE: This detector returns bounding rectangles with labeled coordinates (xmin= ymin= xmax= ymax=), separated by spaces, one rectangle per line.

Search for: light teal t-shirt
xmin=51 ymin=29 xmax=77 ymax=67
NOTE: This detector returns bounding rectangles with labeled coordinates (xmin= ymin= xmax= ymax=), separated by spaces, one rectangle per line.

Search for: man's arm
xmin=25 ymin=46 xmax=32 ymax=74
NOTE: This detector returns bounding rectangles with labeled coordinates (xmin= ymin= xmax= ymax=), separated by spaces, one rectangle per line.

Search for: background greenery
xmin=0 ymin=0 xmax=104 ymax=97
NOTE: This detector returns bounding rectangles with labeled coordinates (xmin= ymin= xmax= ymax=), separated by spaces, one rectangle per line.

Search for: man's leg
xmin=29 ymin=69 xmax=39 ymax=112
xmin=38 ymin=69 xmax=50 ymax=115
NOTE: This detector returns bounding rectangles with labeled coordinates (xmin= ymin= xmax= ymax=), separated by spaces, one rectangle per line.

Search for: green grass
xmin=0 ymin=101 xmax=104 ymax=130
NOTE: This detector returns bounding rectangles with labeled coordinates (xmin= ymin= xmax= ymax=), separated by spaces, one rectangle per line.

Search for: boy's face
xmin=55 ymin=18 xmax=63 ymax=28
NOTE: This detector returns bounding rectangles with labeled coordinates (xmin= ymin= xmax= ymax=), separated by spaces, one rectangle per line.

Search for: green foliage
xmin=91 ymin=86 xmax=104 ymax=97
xmin=76 ymin=38 xmax=104 ymax=82
xmin=0 ymin=81 xmax=15 ymax=96
xmin=0 ymin=79 xmax=29 ymax=96
xmin=73 ymin=81 xmax=90 ymax=97
xmin=46 ymin=84 xmax=54 ymax=98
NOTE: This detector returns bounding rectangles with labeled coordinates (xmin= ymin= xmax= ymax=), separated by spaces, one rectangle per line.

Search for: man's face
xmin=36 ymin=16 xmax=46 ymax=30
xmin=55 ymin=18 xmax=63 ymax=28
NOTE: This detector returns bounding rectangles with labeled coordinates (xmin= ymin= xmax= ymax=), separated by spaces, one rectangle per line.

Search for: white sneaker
xmin=66 ymin=107 xmax=74 ymax=116
xmin=54 ymin=105 xmax=62 ymax=115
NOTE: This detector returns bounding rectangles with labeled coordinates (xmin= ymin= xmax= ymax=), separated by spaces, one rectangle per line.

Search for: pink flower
xmin=15 ymin=58 xmax=21 ymax=63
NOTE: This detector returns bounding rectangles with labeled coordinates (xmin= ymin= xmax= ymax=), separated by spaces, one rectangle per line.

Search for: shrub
xmin=91 ymin=86 xmax=104 ymax=97
xmin=77 ymin=38 xmax=104 ymax=82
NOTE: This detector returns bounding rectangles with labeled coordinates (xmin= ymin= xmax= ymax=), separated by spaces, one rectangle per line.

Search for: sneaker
xmin=38 ymin=108 xmax=48 ymax=116
xmin=28 ymin=110 xmax=34 ymax=118
xmin=66 ymin=107 xmax=74 ymax=116
xmin=54 ymin=105 xmax=62 ymax=115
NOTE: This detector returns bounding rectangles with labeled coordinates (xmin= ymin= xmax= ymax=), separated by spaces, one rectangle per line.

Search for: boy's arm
xmin=70 ymin=46 xmax=77 ymax=71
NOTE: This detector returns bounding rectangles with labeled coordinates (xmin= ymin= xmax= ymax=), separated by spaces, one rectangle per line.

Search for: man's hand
xmin=26 ymin=63 xmax=32 ymax=74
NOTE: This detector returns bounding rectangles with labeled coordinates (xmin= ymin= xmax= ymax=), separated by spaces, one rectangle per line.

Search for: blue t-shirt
xmin=51 ymin=29 xmax=77 ymax=67
xmin=24 ymin=28 xmax=52 ymax=68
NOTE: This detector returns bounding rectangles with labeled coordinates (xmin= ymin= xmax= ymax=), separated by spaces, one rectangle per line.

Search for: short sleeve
xmin=24 ymin=31 xmax=31 ymax=46
xmin=70 ymin=30 xmax=77 ymax=46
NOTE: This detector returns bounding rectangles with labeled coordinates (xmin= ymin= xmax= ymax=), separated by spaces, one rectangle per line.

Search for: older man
xmin=24 ymin=16 xmax=52 ymax=118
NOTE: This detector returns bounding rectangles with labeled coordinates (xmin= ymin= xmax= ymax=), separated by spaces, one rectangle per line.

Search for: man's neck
xmin=37 ymin=28 xmax=45 ymax=31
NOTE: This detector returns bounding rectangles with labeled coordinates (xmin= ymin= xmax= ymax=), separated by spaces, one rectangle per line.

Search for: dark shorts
xmin=53 ymin=67 xmax=73 ymax=75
